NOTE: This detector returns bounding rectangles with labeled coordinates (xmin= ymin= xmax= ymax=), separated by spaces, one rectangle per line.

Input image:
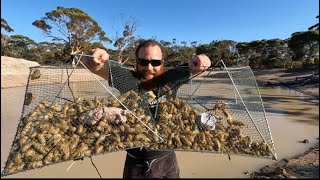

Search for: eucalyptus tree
xmin=159 ymin=40 xmax=173 ymax=61
xmin=308 ymin=15 xmax=319 ymax=30
xmin=1 ymin=18 xmax=14 ymax=33
xmin=33 ymin=41 xmax=68 ymax=64
xmin=288 ymin=30 xmax=319 ymax=68
xmin=32 ymin=6 xmax=111 ymax=58
xmin=1 ymin=18 xmax=14 ymax=55
xmin=158 ymin=40 xmax=178 ymax=65
xmin=196 ymin=43 xmax=216 ymax=63
xmin=236 ymin=42 xmax=251 ymax=66
xmin=168 ymin=38 xmax=182 ymax=63
xmin=197 ymin=40 xmax=238 ymax=67
xmin=159 ymin=40 xmax=171 ymax=47
xmin=190 ymin=41 xmax=197 ymax=48
xmin=175 ymin=46 xmax=196 ymax=66
xmin=181 ymin=41 xmax=187 ymax=47
xmin=162 ymin=38 xmax=197 ymax=66
xmin=245 ymin=40 xmax=271 ymax=69
xmin=261 ymin=39 xmax=289 ymax=68
xmin=112 ymin=15 xmax=138 ymax=63
xmin=3 ymin=35 xmax=37 ymax=60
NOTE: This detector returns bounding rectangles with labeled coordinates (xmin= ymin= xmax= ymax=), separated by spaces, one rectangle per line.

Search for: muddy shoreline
xmin=251 ymin=68 xmax=319 ymax=179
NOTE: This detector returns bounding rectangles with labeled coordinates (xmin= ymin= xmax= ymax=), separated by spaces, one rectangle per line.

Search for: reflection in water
xmin=261 ymin=86 xmax=319 ymax=126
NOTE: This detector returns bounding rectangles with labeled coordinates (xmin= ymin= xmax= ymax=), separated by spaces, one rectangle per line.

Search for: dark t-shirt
xmin=107 ymin=61 xmax=190 ymax=160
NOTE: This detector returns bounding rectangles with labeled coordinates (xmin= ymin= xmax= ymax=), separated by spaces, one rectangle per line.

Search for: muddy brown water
xmin=1 ymin=86 xmax=318 ymax=178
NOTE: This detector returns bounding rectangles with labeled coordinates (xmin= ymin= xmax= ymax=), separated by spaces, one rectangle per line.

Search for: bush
xmin=314 ymin=57 xmax=319 ymax=66
xmin=291 ymin=61 xmax=303 ymax=69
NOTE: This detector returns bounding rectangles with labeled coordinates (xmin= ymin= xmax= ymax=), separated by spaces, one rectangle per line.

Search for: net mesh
xmin=1 ymin=56 xmax=276 ymax=177
xmin=147 ymin=64 xmax=276 ymax=160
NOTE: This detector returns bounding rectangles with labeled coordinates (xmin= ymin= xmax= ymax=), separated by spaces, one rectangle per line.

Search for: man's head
xmin=135 ymin=40 xmax=165 ymax=82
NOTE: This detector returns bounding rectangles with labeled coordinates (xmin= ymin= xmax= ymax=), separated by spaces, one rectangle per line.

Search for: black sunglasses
xmin=137 ymin=58 xmax=163 ymax=67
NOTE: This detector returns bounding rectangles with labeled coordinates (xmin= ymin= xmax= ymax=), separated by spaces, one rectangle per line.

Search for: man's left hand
xmin=188 ymin=54 xmax=211 ymax=74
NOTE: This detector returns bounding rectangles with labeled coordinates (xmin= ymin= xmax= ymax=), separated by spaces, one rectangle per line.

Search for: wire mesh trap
xmin=1 ymin=56 xmax=163 ymax=177
xmin=1 ymin=56 xmax=277 ymax=177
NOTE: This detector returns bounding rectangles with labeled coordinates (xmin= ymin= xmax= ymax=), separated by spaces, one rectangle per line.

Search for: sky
xmin=1 ymin=0 xmax=319 ymax=49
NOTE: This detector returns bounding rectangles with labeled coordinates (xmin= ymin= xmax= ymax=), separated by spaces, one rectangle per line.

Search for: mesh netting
xmin=1 ymin=57 xmax=276 ymax=177
xmin=146 ymin=63 xmax=276 ymax=160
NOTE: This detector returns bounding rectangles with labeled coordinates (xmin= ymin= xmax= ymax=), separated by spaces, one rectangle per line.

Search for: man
xmin=82 ymin=39 xmax=211 ymax=178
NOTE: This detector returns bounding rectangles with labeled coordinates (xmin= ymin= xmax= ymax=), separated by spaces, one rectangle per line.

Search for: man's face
xmin=136 ymin=45 xmax=165 ymax=82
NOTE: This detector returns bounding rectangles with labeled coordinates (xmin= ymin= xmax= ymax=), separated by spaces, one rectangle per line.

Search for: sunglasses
xmin=137 ymin=58 xmax=163 ymax=67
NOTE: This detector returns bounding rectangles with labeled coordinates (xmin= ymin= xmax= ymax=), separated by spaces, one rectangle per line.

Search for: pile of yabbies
xmin=146 ymin=98 xmax=272 ymax=159
xmin=4 ymin=88 xmax=272 ymax=176
xmin=4 ymin=90 xmax=159 ymax=176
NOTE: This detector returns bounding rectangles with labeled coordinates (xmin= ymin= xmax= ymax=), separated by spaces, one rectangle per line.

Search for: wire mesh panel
xmin=1 ymin=58 xmax=162 ymax=177
xmin=146 ymin=61 xmax=276 ymax=160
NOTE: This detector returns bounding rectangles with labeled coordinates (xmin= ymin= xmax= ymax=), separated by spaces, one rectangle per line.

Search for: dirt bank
xmin=1 ymin=56 xmax=40 ymax=88
xmin=253 ymin=68 xmax=319 ymax=99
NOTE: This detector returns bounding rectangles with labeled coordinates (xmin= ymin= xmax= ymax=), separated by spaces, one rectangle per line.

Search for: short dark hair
xmin=135 ymin=39 xmax=164 ymax=59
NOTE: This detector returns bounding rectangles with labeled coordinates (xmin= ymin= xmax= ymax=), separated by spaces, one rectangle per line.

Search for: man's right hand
xmin=87 ymin=48 xmax=110 ymax=71
xmin=82 ymin=48 xmax=110 ymax=79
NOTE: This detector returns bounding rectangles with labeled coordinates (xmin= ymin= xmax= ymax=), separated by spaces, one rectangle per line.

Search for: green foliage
xmin=32 ymin=6 xmax=111 ymax=55
xmin=291 ymin=61 xmax=303 ymax=69
xmin=1 ymin=18 xmax=14 ymax=32
xmin=308 ymin=15 xmax=319 ymax=30
xmin=288 ymin=30 xmax=319 ymax=64
xmin=195 ymin=40 xmax=238 ymax=67
xmin=314 ymin=57 xmax=319 ymax=66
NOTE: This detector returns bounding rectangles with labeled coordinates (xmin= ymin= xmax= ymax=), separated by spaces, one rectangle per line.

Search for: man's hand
xmin=188 ymin=54 xmax=211 ymax=74
xmin=82 ymin=48 xmax=110 ymax=79
xmin=87 ymin=48 xmax=109 ymax=71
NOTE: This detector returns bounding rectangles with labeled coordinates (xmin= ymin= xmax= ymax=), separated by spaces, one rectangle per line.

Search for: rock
xmin=275 ymin=167 xmax=286 ymax=175
xmin=266 ymin=81 xmax=276 ymax=86
xmin=283 ymin=158 xmax=289 ymax=163
xmin=302 ymin=139 xmax=310 ymax=143
xmin=275 ymin=174 xmax=285 ymax=179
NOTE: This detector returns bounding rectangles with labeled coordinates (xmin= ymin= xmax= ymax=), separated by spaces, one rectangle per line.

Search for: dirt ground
xmin=1 ymin=56 xmax=319 ymax=178
xmin=251 ymin=68 xmax=319 ymax=179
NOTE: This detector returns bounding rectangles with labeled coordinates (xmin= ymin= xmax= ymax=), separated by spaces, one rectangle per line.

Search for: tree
xmin=190 ymin=41 xmax=198 ymax=48
xmin=1 ymin=18 xmax=14 ymax=32
xmin=112 ymin=15 xmax=138 ymax=63
xmin=4 ymin=35 xmax=37 ymax=60
xmin=34 ymin=41 xmax=66 ymax=64
xmin=261 ymin=39 xmax=289 ymax=68
xmin=308 ymin=15 xmax=319 ymax=30
xmin=288 ymin=30 xmax=319 ymax=68
xmin=1 ymin=18 xmax=14 ymax=55
xmin=236 ymin=42 xmax=251 ymax=66
xmin=196 ymin=40 xmax=238 ymax=67
xmin=32 ymin=6 xmax=111 ymax=56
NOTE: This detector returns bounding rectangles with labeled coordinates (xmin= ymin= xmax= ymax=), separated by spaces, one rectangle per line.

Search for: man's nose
xmin=146 ymin=63 xmax=153 ymax=70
